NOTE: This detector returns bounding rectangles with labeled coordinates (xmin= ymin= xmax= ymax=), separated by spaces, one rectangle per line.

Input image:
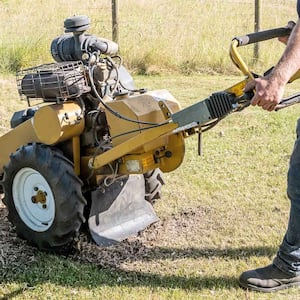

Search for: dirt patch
xmin=0 ymin=197 xmax=212 ymax=273
xmin=0 ymin=201 xmax=155 ymax=274
xmin=0 ymin=198 xmax=37 ymax=278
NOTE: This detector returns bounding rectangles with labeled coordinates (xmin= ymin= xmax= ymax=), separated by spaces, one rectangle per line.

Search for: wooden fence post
xmin=112 ymin=0 xmax=119 ymax=44
xmin=254 ymin=0 xmax=260 ymax=61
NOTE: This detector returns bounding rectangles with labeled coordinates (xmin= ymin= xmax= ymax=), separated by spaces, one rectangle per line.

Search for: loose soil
xmin=0 ymin=195 xmax=209 ymax=276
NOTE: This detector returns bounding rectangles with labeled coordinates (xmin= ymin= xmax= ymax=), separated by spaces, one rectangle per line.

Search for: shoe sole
xmin=239 ymin=279 xmax=300 ymax=293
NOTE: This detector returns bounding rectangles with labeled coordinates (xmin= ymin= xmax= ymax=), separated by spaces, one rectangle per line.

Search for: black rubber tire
xmin=2 ymin=143 xmax=86 ymax=253
xmin=144 ymin=168 xmax=165 ymax=205
xmin=0 ymin=173 xmax=3 ymax=194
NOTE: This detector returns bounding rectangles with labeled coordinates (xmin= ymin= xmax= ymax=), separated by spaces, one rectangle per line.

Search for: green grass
xmin=1 ymin=73 xmax=300 ymax=299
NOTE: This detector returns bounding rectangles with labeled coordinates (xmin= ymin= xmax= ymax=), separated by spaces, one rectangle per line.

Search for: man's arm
xmin=251 ymin=19 xmax=300 ymax=111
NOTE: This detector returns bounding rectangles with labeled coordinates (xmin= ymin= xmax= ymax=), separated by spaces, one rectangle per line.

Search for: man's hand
xmin=278 ymin=21 xmax=296 ymax=44
xmin=247 ymin=77 xmax=284 ymax=111
xmin=244 ymin=21 xmax=296 ymax=112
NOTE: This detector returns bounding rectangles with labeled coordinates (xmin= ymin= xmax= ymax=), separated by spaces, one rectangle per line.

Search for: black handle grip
xmin=233 ymin=27 xmax=292 ymax=47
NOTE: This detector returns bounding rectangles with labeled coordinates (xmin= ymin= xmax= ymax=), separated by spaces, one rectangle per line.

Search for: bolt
xmin=34 ymin=187 xmax=39 ymax=191
xmin=165 ymin=151 xmax=172 ymax=158
xmin=31 ymin=196 xmax=37 ymax=203
xmin=42 ymin=204 xmax=47 ymax=209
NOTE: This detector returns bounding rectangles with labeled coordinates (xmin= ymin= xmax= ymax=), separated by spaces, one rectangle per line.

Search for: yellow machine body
xmin=0 ymin=102 xmax=84 ymax=174
xmin=105 ymin=90 xmax=185 ymax=174
xmin=82 ymin=90 xmax=186 ymax=176
xmin=0 ymin=90 xmax=187 ymax=178
xmin=0 ymin=120 xmax=39 ymax=174
xmin=33 ymin=102 xmax=84 ymax=145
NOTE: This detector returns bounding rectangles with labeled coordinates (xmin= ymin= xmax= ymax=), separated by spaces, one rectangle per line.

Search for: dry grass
xmin=0 ymin=0 xmax=297 ymax=74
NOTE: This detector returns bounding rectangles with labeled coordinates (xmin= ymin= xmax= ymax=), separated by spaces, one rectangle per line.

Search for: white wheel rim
xmin=12 ymin=167 xmax=55 ymax=232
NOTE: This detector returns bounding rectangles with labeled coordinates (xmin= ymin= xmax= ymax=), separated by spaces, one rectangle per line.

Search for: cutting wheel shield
xmin=88 ymin=174 xmax=159 ymax=246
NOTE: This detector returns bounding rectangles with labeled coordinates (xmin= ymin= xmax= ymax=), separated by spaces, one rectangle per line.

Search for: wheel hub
xmin=12 ymin=167 xmax=55 ymax=232
xmin=31 ymin=189 xmax=47 ymax=208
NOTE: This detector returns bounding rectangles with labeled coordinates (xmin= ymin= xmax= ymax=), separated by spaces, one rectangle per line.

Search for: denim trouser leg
xmin=273 ymin=119 xmax=300 ymax=275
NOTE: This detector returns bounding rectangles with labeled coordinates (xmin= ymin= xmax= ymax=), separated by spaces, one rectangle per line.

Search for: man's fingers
xmin=262 ymin=103 xmax=276 ymax=111
xmin=246 ymin=77 xmax=279 ymax=111
xmin=244 ymin=80 xmax=256 ymax=92
xmin=250 ymin=93 xmax=260 ymax=106
xmin=278 ymin=36 xmax=289 ymax=45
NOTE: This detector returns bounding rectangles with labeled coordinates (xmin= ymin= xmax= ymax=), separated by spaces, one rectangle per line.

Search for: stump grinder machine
xmin=0 ymin=16 xmax=299 ymax=252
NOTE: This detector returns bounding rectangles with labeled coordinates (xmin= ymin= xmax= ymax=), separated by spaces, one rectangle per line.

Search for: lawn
xmin=1 ymin=73 xmax=300 ymax=299
xmin=1 ymin=0 xmax=300 ymax=299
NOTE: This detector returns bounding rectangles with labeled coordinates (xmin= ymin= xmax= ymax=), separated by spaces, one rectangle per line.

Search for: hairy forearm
xmin=271 ymin=19 xmax=300 ymax=85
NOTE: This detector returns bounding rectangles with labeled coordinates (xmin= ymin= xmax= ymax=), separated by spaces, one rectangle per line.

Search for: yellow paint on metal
xmin=0 ymin=119 xmax=40 ymax=173
xmin=229 ymin=40 xmax=254 ymax=80
xmin=225 ymin=79 xmax=247 ymax=97
xmin=89 ymin=122 xmax=178 ymax=170
xmin=157 ymin=132 xmax=185 ymax=173
xmin=33 ymin=102 xmax=84 ymax=145
xmin=106 ymin=90 xmax=181 ymax=146
xmin=0 ymin=102 xmax=84 ymax=174
xmin=86 ymin=90 xmax=185 ymax=174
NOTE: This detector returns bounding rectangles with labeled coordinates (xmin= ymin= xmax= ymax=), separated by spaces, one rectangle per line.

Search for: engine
xmin=14 ymin=15 xmax=139 ymax=151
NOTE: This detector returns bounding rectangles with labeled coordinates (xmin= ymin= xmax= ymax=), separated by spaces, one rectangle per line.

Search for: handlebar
xmin=229 ymin=24 xmax=293 ymax=78
xmin=233 ymin=27 xmax=292 ymax=47
xmin=229 ymin=23 xmax=300 ymax=110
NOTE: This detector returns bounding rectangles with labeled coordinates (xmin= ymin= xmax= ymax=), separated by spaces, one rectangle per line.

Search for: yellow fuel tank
xmin=33 ymin=102 xmax=84 ymax=145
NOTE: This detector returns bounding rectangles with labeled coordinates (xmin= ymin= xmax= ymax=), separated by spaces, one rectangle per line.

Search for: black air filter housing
xmin=64 ymin=15 xmax=90 ymax=33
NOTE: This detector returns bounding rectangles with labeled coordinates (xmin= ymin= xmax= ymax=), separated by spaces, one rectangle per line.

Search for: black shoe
xmin=239 ymin=264 xmax=300 ymax=292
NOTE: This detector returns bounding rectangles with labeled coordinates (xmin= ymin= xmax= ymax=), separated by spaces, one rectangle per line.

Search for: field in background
xmin=0 ymin=0 xmax=297 ymax=74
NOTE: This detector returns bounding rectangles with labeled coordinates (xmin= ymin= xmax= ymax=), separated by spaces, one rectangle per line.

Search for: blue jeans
xmin=274 ymin=118 xmax=300 ymax=275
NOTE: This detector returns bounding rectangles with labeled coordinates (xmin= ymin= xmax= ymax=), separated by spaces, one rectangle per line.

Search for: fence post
xmin=112 ymin=0 xmax=119 ymax=44
xmin=254 ymin=0 xmax=260 ymax=61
